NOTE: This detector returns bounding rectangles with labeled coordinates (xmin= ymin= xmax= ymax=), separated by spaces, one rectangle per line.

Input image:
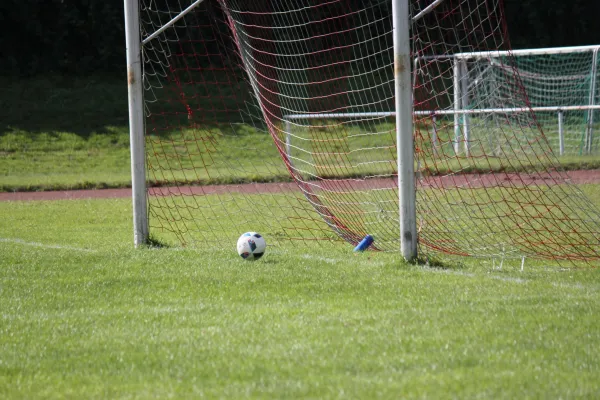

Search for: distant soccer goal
xmin=124 ymin=0 xmax=600 ymax=263
xmin=416 ymin=46 xmax=600 ymax=157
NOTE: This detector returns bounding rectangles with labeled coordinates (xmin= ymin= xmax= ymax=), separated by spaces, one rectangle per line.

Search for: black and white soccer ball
xmin=236 ymin=232 xmax=266 ymax=260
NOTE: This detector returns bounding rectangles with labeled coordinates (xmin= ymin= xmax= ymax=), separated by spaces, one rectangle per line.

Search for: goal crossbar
xmin=284 ymin=105 xmax=600 ymax=120
xmin=417 ymin=45 xmax=600 ymax=61
xmin=141 ymin=0 xmax=206 ymax=45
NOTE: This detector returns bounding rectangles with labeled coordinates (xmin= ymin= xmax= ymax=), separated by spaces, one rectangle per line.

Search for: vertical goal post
xmin=124 ymin=0 xmax=600 ymax=264
xmin=391 ymin=0 xmax=417 ymax=260
xmin=124 ymin=0 xmax=148 ymax=247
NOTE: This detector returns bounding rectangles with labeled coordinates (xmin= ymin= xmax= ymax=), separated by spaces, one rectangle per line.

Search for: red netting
xmin=139 ymin=0 xmax=600 ymax=262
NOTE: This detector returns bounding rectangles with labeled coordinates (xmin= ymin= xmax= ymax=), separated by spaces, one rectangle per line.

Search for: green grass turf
xmin=1 ymin=197 xmax=599 ymax=399
xmin=0 ymin=125 xmax=293 ymax=192
xmin=2 ymin=76 xmax=600 ymax=192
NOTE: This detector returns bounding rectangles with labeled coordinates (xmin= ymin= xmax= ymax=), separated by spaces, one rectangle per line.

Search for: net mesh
xmin=446 ymin=49 xmax=600 ymax=156
xmin=139 ymin=0 xmax=600 ymax=262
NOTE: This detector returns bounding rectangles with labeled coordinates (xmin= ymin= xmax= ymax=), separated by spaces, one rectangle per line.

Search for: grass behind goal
xmin=2 ymin=77 xmax=600 ymax=193
xmin=1 ymin=196 xmax=600 ymax=398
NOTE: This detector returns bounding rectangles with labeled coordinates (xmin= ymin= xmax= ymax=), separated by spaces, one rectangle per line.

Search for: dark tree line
xmin=504 ymin=0 xmax=600 ymax=49
xmin=1 ymin=0 xmax=598 ymax=77
xmin=1 ymin=0 xmax=125 ymax=76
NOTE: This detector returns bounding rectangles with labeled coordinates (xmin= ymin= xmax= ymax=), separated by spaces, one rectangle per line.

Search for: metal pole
xmin=142 ymin=0 xmax=206 ymax=45
xmin=432 ymin=114 xmax=439 ymax=156
xmin=453 ymin=57 xmax=461 ymax=154
xmin=124 ymin=0 xmax=148 ymax=247
xmin=460 ymin=60 xmax=470 ymax=156
xmin=392 ymin=0 xmax=417 ymax=261
xmin=412 ymin=0 xmax=445 ymax=22
xmin=558 ymin=110 xmax=564 ymax=156
xmin=586 ymin=49 xmax=598 ymax=154
xmin=284 ymin=105 xmax=600 ymax=120
xmin=285 ymin=120 xmax=293 ymax=169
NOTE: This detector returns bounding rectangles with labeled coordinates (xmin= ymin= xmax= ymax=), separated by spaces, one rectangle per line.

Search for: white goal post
xmin=124 ymin=0 xmax=148 ymax=247
xmin=124 ymin=0 xmax=417 ymax=259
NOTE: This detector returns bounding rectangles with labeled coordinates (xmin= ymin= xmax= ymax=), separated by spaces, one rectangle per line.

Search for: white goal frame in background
xmin=284 ymin=45 xmax=600 ymax=161
xmin=444 ymin=45 xmax=600 ymax=156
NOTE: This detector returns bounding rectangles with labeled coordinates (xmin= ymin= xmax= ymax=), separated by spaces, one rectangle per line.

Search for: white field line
xmin=1 ymin=239 xmax=592 ymax=292
xmin=300 ymin=254 xmax=341 ymax=265
xmin=298 ymin=253 xmax=390 ymax=266
xmin=166 ymin=247 xmax=588 ymax=289
xmin=551 ymin=281 xmax=597 ymax=292
xmin=419 ymin=267 xmax=476 ymax=278
xmin=1 ymin=304 xmax=214 ymax=321
xmin=423 ymin=265 xmax=595 ymax=290
xmin=424 ymin=266 xmax=527 ymax=285
xmin=488 ymin=275 xmax=527 ymax=284
xmin=0 ymin=237 xmax=97 ymax=253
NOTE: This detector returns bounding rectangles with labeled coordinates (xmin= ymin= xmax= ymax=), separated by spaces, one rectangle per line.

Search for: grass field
xmin=2 ymin=77 xmax=600 ymax=192
xmin=1 ymin=197 xmax=600 ymax=399
xmin=2 ymin=75 xmax=600 ymax=398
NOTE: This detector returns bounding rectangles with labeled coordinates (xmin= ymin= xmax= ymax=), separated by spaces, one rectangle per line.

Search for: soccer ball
xmin=236 ymin=232 xmax=266 ymax=260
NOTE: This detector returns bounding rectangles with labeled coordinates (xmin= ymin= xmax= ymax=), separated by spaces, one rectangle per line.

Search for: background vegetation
xmin=0 ymin=0 xmax=598 ymax=77
xmin=1 ymin=0 xmax=599 ymax=192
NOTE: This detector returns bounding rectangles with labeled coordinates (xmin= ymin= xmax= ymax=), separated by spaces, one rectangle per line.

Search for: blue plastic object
xmin=353 ymin=235 xmax=374 ymax=252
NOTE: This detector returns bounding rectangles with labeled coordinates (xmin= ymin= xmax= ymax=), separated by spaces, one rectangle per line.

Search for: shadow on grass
xmin=414 ymin=254 xmax=465 ymax=270
xmin=0 ymin=73 xmax=257 ymax=138
xmin=145 ymin=235 xmax=171 ymax=249
xmin=0 ymin=75 xmax=131 ymax=137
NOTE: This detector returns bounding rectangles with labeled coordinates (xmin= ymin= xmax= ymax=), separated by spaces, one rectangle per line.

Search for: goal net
xmin=130 ymin=0 xmax=600 ymax=263
xmin=428 ymin=46 xmax=599 ymax=157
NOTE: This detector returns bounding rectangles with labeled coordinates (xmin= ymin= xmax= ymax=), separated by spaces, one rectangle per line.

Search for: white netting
xmin=137 ymin=0 xmax=600 ymax=262
xmin=445 ymin=48 xmax=600 ymax=156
